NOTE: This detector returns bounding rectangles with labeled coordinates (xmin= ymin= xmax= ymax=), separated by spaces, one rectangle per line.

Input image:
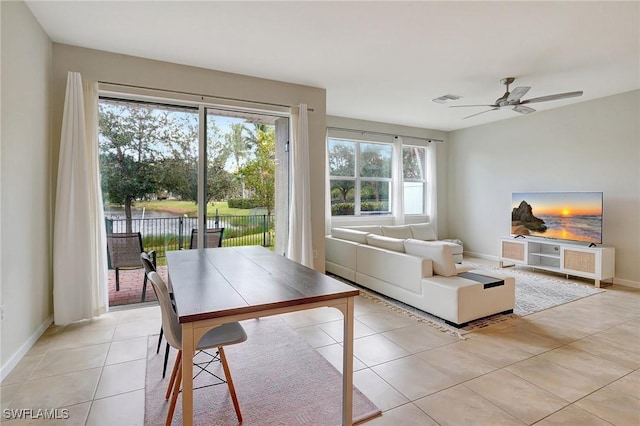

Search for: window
xmin=402 ymin=145 xmax=427 ymax=215
xmin=328 ymin=138 xmax=392 ymax=216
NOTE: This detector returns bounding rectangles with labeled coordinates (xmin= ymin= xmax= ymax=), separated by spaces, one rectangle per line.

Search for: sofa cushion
xmin=366 ymin=234 xmax=406 ymax=253
xmin=331 ymin=227 xmax=369 ymax=244
xmin=404 ymin=239 xmax=457 ymax=277
xmin=409 ymin=223 xmax=437 ymax=241
xmin=346 ymin=225 xmax=382 ymax=235
xmin=381 ymin=225 xmax=413 ymax=239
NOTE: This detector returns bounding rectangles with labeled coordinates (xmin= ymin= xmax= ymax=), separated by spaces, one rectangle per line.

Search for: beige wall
xmin=448 ymin=90 xmax=640 ymax=286
xmin=1 ymin=0 xmax=53 ymax=376
xmin=50 ymin=44 xmax=327 ymax=271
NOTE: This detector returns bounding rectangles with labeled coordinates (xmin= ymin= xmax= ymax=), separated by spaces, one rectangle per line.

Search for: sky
xmin=512 ymin=192 xmax=603 ymax=216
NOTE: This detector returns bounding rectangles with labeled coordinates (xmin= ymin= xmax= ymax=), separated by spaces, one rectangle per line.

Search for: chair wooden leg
xmin=166 ymin=350 xmax=182 ymax=400
xmin=166 ymin=358 xmax=182 ymax=426
xmin=115 ymin=268 xmax=120 ymax=291
xmin=219 ymin=346 xmax=242 ymax=423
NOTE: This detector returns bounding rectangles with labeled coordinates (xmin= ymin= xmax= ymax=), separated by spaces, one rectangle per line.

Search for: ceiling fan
xmin=451 ymin=77 xmax=583 ymax=119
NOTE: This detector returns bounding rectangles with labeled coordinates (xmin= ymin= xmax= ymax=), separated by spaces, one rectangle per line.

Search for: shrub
xmin=331 ymin=203 xmax=354 ymax=215
xmin=227 ymin=198 xmax=263 ymax=209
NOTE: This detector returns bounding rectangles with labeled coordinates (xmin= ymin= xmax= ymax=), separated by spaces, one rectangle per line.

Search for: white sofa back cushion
xmin=409 ymin=223 xmax=437 ymax=241
xmin=346 ymin=225 xmax=382 ymax=235
xmin=367 ymin=234 xmax=406 ymax=253
xmin=404 ymin=239 xmax=457 ymax=277
xmin=381 ymin=225 xmax=413 ymax=239
xmin=331 ymin=228 xmax=369 ymax=244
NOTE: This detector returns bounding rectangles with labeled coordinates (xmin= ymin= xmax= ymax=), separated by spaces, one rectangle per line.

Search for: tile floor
xmin=1 ymin=258 xmax=639 ymax=425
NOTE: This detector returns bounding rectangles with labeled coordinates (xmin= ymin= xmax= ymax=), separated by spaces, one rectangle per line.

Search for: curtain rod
xmin=98 ymin=81 xmax=315 ymax=112
xmin=327 ymin=126 xmax=443 ymax=143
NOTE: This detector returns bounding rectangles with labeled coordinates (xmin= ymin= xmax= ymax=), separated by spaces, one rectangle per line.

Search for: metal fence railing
xmin=105 ymin=214 xmax=274 ymax=259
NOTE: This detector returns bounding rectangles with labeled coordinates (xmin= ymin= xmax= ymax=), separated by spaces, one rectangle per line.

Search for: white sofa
xmin=325 ymin=223 xmax=515 ymax=326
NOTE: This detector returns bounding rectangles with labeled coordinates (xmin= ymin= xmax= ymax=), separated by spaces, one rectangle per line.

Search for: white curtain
xmin=426 ymin=141 xmax=438 ymax=231
xmin=324 ymin=128 xmax=332 ymax=236
xmin=53 ymin=72 xmax=109 ymax=325
xmin=392 ymin=136 xmax=405 ymax=225
xmin=287 ymin=104 xmax=314 ymax=268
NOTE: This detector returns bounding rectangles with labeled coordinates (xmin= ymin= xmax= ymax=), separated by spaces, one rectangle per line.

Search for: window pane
xmin=328 ymin=139 xmax=355 ymax=177
xmin=360 ymin=181 xmax=390 ymax=214
xmin=360 ymin=143 xmax=392 ymax=178
xmin=330 ymin=179 xmax=355 ymax=216
xmin=404 ymin=182 xmax=424 ymax=214
xmin=403 ymin=146 xmax=425 ymax=180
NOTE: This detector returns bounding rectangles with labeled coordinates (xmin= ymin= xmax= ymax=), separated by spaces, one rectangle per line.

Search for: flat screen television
xmin=511 ymin=192 xmax=603 ymax=244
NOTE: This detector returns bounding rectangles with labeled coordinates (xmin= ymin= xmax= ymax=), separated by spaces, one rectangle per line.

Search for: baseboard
xmin=612 ymin=277 xmax=640 ymax=289
xmin=0 ymin=315 xmax=53 ymax=382
xmin=463 ymin=251 xmax=498 ymax=262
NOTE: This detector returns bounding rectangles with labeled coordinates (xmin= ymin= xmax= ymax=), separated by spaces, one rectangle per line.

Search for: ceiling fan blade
xmin=449 ymin=104 xmax=496 ymax=108
xmin=513 ymin=105 xmax=536 ymax=114
xmin=462 ymin=108 xmax=499 ymax=119
xmin=521 ymin=91 xmax=583 ymax=105
xmin=507 ymin=86 xmax=531 ymax=102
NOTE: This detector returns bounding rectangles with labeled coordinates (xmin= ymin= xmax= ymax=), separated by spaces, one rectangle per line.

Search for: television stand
xmin=499 ymin=237 xmax=615 ymax=288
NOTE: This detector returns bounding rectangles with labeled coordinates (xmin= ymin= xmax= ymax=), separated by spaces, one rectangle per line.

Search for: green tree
xmin=238 ymin=127 xmax=275 ymax=214
xmin=99 ymin=103 xmax=175 ymax=231
xmin=328 ymin=140 xmax=355 ymax=202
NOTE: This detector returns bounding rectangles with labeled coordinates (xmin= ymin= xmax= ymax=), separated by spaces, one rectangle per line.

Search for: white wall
xmin=448 ymin=90 xmax=640 ymax=286
xmin=0 ymin=1 xmax=53 ymax=377
xmin=50 ymin=44 xmax=327 ymax=270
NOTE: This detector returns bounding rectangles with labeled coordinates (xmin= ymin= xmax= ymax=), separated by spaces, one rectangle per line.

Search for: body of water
xmin=530 ymin=214 xmax=602 ymax=243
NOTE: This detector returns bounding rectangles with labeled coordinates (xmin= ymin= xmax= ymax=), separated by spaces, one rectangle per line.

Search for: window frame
xmin=402 ymin=144 xmax=428 ymax=216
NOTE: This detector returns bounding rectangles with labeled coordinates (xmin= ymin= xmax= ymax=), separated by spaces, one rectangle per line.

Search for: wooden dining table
xmin=166 ymin=245 xmax=360 ymax=426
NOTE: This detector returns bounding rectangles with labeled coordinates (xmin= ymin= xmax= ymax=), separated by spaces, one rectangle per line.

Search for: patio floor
xmin=108 ymin=265 xmax=168 ymax=307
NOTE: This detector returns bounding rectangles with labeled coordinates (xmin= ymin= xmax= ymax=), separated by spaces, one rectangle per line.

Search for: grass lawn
xmin=136 ymin=200 xmax=255 ymax=216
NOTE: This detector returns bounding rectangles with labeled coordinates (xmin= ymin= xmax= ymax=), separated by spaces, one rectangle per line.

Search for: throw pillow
xmin=366 ymin=234 xmax=406 ymax=253
xmin=331 ymin=228 xmax=369 ymax=244
xmin=409 ymin=223 xmax=438 ymax=241
xmin=404 ymin=239 xmax=456 ymax=276
xmin=381 ymin=225 xmax=413 ymax=239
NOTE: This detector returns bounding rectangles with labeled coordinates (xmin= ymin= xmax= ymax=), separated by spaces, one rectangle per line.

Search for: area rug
xmin=144 ymin=316 xmax=381 ymax=425
xmin=331 ymin=263 xmax=604 ymax=336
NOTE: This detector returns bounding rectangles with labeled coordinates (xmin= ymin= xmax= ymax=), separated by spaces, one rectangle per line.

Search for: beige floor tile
xmin=289 ymin=324 xmax=337 ymax=348
xmin=7 ymin=368 xmax=101 ymax=410
xmin=354 ymin=368 xmax=409 ymax=412
xmin=481 ymin=322 xmax=569 ymax=355
xmin=1 ymin=355 xmax=43 ymax=385
xmin=465 ymin=369 xmax=569 ymax=424
xmin=112 ymin=318 xmax=160 ymax=341
xmin=315 ymin=343 xmax=368 ymax=373
xmin=535 ymin=404 xmax=615 ymax=425
xmin=416 ymin=340 xmax=498 ymax=382
xmin=51 ymin=325 xmax=116 ymax=351
xmin=607 ymin=370 xmax=640 ymax=399
xmin=94 ymin=359 xmax=146 ymax=399
xmin=372 ymin=355 xmax=459 ymax=400
xmin=117 ymin=305 xmax=160 ymax=322
xmin=382 ymin=323 xmax=459 ymax=353
xmin=540 ymin=345 xmax=633 ymax=379
xmin=356 ymin=311 xmax=420 ymax=333
xmin=85 ymin=389 xmax=145 ymax=426
xmin=0 ymin=383 xmax=22 ymax=410
xmin=596 ymin=322 xmax=640 ymax=346
xmin=30 ymin=344 xmax=109 ymax=380
xmin=448 ymin=332 xmax=533 ymax=368
xmin=354 ymin=295 xmax=388 ymax=316
xmin=279 ymin=307 xmax=344 ymax=328
xmin=318 ymin=318 xmax=378 ymax=342
xmin=415 ymin=384 xmax=524 ymax=426
xmin=105 ymin=336 xmax=149 ymax=365
xmin=569 ymin=334 xmax=640 ymax=370
xmin=366 ymin=403 xmax=439 ymax=426
xmin=575 ymin=386 xmax=640 ymax=426
xmin=25 ymin=332 xmax=62 ymax=357
xmin=353 ymin=334 xmax=411 ymax=366
xmin=506 ymin=356 xmax=610 ymax=402
xmin=1 ymin=402 xmax=91 ymax=425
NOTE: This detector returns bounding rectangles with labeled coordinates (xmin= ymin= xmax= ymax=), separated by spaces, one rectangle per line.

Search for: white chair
xmin=146 ymin=271 xmax=247 ymax=426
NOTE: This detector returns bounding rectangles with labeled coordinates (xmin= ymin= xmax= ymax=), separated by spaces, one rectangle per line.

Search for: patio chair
xmin=189 ymin=227 xmax=224 ymax=249
xmin=146 ymin=270 xmax=246 ymax=425
xmin=107 ymin=232 xmax=153 ymax=302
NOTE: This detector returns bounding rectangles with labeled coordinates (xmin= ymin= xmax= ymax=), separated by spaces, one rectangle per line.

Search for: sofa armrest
xmin=325 ymin=236 xmax=359 ymax=271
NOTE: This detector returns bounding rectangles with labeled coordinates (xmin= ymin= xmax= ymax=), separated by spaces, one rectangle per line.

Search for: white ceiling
xmin=26 ymin=1 xmax=640 ymax=132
